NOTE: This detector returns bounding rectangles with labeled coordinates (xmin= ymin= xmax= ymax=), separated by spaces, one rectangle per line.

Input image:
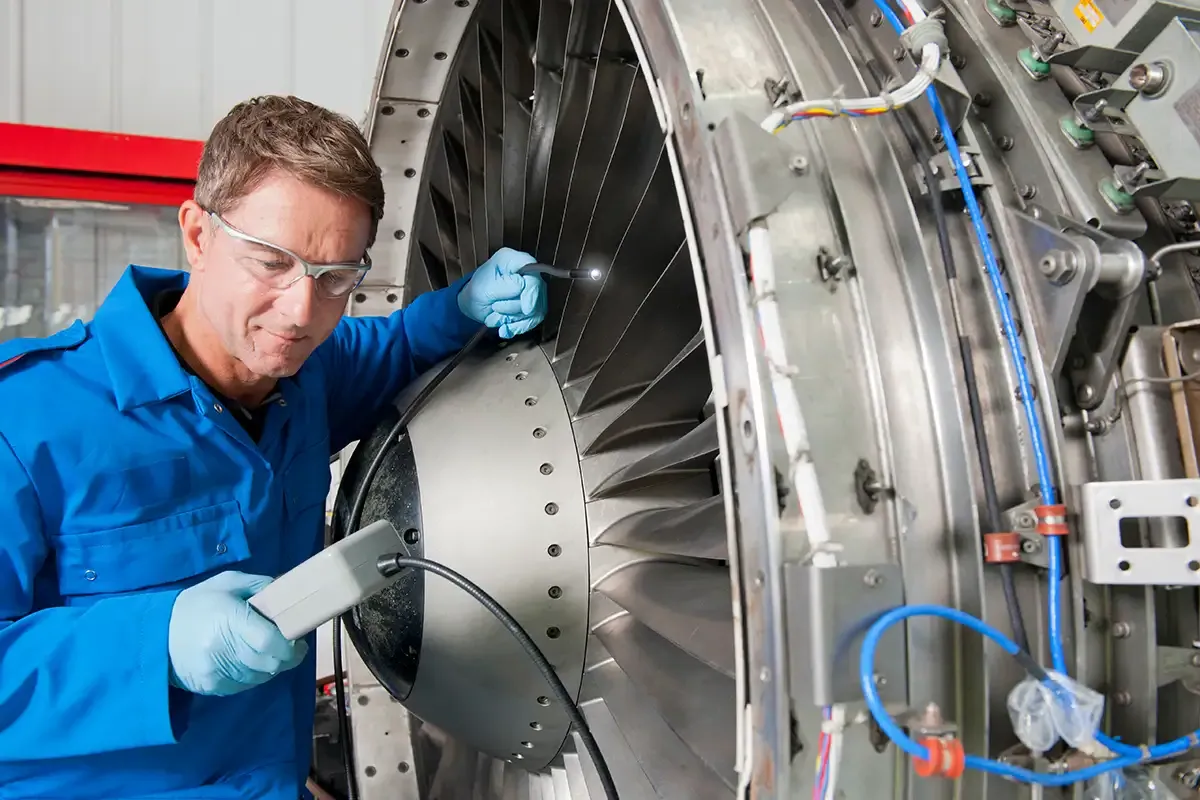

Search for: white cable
xmin=759 ymin=39 xmax=940 ymax=132
xmin=899 ymin=0 xmax=928 ymax=21
xmin=823 ymin=707 xmax=847 ymax=800
xmin=746 ymin=223 xmax=836 ymax=565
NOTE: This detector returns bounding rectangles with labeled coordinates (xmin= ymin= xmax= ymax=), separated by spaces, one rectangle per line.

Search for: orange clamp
xmin=984 ymin=532 xmax=1022 ymax=563
xmin=913 ymin=736 xmax=965 ymax=779
xmin=1035 ymin=504 xmax=1069 ymax=537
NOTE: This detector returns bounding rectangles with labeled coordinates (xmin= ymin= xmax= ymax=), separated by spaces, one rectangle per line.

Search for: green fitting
xmin=985 ymin=0 xmax=1018 ymax=26
xmin=1059 ymin=114 xmax=1095 ymax=147
xmin=1099 ymin=176 xmax=1135 ymax=213
xmin=1018 ymin=47 xmax=1051 ymax=80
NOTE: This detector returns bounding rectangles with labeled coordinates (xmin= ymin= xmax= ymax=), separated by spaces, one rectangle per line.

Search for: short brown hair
xmin=195 ymin=95 xmax=385 ymax=247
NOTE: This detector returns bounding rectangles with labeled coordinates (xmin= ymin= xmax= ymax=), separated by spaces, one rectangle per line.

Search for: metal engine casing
xmin=326 ymin=0 xmax=1200 ymax=797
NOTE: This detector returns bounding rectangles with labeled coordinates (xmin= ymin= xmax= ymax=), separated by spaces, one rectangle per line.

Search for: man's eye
xmin=257 ymin=259 xmax=294 ymax=271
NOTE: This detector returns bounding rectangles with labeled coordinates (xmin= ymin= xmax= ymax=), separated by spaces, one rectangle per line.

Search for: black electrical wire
xmin=894 ymin=104 xmax=1032 ymax=655
xmin=330 ymin=618 xmax=355 ymax=800
xmin=330 ymin=266 xmax=610 ymax=800
xmin=831 ymin=8 xmax=1032 ymax=653
xmin=376 ymin=554 xmax=620 ymax=800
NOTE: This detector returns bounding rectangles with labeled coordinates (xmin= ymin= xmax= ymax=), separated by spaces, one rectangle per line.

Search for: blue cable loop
xmin=859 ymin=606 xmax=1152 ymax=785
xmin=866 ymin=0 xmax=1197 ymax=774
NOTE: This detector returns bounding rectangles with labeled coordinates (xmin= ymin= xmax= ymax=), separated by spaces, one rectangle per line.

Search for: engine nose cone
xmin=341 ymin=340 xmax=590 ymax=770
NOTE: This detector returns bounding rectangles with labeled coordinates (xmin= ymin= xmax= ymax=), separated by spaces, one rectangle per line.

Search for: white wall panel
xmin=0 ymin=0 xmax=396 ymax=140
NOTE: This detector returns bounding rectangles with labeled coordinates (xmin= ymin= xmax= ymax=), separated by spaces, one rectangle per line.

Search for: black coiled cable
xmin=375 ymin=554 xmax=619 ymax=800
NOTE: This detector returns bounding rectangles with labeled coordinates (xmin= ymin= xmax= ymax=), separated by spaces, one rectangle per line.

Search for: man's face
xmin=179 ymin=170 xmax=372 ymax=379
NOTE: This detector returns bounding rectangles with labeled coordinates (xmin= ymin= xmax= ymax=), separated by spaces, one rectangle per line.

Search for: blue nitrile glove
xmin=458 ymin=247 xmax=548 ymax=339
xmin=167 ymin=571 xmax=309 ymax=697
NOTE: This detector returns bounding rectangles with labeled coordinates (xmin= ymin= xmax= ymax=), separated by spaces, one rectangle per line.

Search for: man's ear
xmin=179 ymin=200 xmax=209 ymax=273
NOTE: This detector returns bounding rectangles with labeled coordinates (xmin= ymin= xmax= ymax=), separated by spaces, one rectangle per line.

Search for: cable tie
xmin=879 ymin=90 xmax=896 ymax=111
xmin=766 ymin=355 xmax=800 ymax=378
xmin=788 ymin=447 xmax=815 ymax=474
xmin=1189 ymin=731 xmax=1200 ymax=747
xmin=899 ymin=10 xmax=949 ymax=56
xmin=1139 ymin=745 xmax=1152 ymax=760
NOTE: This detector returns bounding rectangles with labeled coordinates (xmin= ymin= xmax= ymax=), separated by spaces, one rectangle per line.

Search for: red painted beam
xmin=0 ymin=122 xmax=203 ymax=181
xmin=0 ymin=170 xmax=194 ymax=207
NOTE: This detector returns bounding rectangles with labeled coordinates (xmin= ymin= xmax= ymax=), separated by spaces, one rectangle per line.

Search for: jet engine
xmin=327 ymin=0 xmax=1200 ymax=797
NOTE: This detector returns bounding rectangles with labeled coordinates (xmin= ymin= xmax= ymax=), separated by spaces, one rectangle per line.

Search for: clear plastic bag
xmin=1007 ymin=670 xmax=1105 ymax=753
xmin=1085 ymin=767 xmax=1170 ymax=800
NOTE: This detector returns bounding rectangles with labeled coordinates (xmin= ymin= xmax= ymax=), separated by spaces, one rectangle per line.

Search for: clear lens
xmin=215 ymin=214 xmax=368 ymax=298
xmin=314 ymin=267 xmax=367 ymax=298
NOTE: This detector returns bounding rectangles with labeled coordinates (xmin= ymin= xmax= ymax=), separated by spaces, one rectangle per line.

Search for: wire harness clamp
xmin=1035 ymin=504 xmax=1070 ymax=536
xmin=913 ymin=736 xmax=965 ymax=779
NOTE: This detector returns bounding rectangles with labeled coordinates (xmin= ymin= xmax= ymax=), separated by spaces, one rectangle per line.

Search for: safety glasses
xmin=208 ymin=211 xmax=371 ymax=299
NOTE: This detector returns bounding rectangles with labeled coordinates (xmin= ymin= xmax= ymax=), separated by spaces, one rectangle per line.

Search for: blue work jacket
xmin=0 ymin=265 xmax=478 ymax=799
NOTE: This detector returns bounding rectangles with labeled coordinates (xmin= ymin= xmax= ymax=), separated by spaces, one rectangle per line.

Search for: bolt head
xmin=1112 ymin=621 xmax=1132 ymax=638
xmin=790 ymin=155 xmax=809 ymax=175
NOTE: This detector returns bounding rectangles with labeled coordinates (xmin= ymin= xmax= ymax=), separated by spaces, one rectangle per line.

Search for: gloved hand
xmin=458 ymin=247 xmax=548 ymax=339
xmin=167 ymin=571 xmax=308 ymax=697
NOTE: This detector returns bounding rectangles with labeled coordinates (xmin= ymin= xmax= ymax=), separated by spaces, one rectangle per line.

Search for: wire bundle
xmin=841 ymin=0 xmax=1200 ymax=786
xmin=760 ymin=9 xmax=942 ymax=131
xmin=763 ymin=0 xmax=1200 ymax=787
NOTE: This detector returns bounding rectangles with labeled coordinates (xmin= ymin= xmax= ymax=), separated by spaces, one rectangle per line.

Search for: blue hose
xmin=858 ymin=605 xmax=1157 ymax=785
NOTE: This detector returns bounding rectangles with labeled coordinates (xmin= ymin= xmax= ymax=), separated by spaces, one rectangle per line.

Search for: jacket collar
xmin=92 ymin=265 xmax=192 ymax=411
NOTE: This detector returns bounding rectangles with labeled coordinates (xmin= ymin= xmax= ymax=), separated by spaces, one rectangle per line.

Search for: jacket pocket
xmin=54 ymin=500 xmax=251 ymax=596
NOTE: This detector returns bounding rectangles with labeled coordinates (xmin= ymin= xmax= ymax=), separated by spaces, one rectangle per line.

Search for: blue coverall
xmin=0 ymin=265 xmax=483 ymax=798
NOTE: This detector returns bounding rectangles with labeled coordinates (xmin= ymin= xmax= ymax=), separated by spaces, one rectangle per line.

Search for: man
xmin=0 ymin=95 xmax=548 ymax=798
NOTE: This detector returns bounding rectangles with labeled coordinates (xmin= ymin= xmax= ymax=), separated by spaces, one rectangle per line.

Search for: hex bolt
xmin=997 ymin=135 xmax=1015 ymax=150
xmin=863 ymin=569 xmax=884 ymax=587
xmin=1079 ymin=98 xmax=1108 ymax=125
xmin=1113 ymin=691 xmax=1132 ymax=706
xmin=973 ymin=92 xmax=991 ymax=107
xmin=1112 ymin=621 xmax=1132 ymax=638
xmin=950 ymin=53 xmax=967 ymax=69
xmin=1036 ymin=32 xmax=1066 ymax=62
xmin=1077 ymin=384 xmax=1096 ymax=404
xmin=1039 ymin=249 xmax=1079 ymax=285
xmin=1021 ymin=538 xmax=1042 ymax=554
xmin=870 ymin=9 xmax=883 ymax=25
xmin=892 ymin=46 xmax=907 ymax=62
xmin=790 ymin=155 xmax=809 ymax=175
xmin=1017 ymin=512 xmax=1037 ymax=529
xmin=1019 ymin=184 xmax=1037 ymax=199
xmin=1190 ymin=653 xmax=1200 ymax=667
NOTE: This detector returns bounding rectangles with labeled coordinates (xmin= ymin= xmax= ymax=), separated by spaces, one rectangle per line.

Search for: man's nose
xmin=281 ymin=276 xmax=319 ymax=326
